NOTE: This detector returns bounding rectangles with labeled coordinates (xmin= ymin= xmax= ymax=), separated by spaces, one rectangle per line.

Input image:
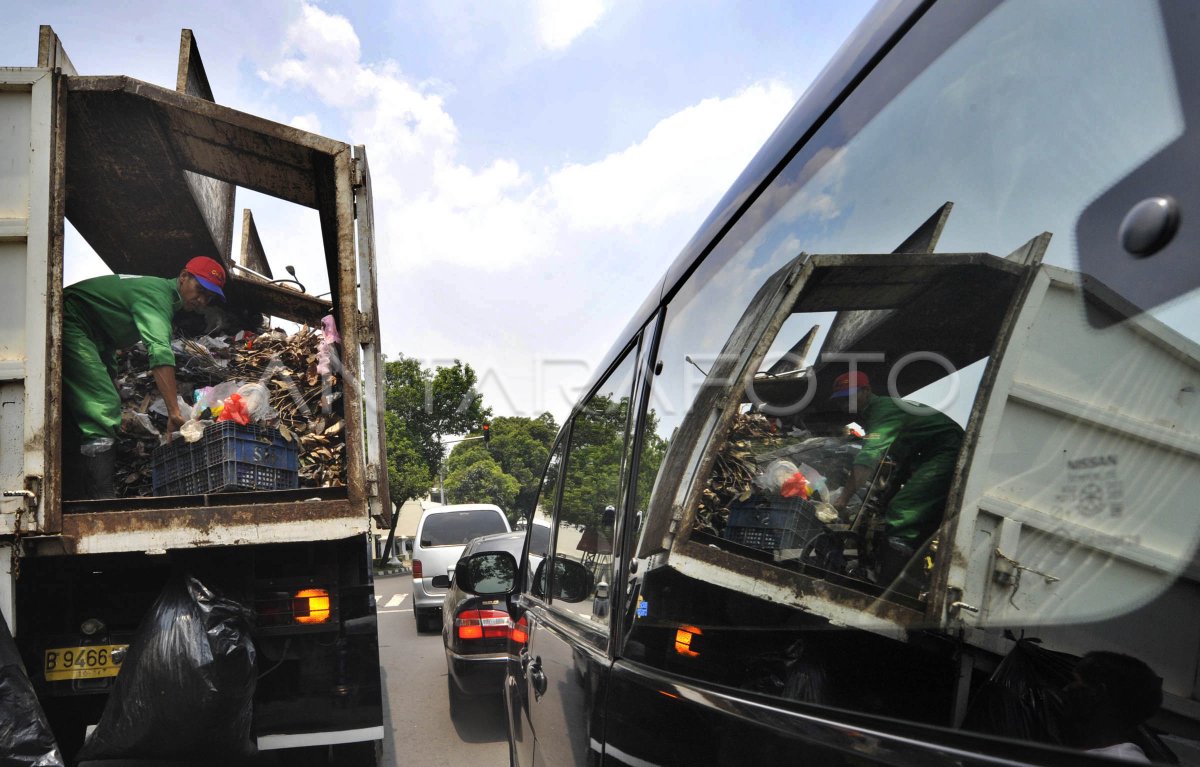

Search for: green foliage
xmin=444 ymin=456 xmax=521 ymax=512
xmin=383 ymin=355 xmax=491 ymax=504
xmin=447 ymin=413 xmax=558 ymax=518
xmin=554 ymin=399 xmax=668 ymax=530
xmin=635 ymin=408 xmax=669 ymax=511
xmin=384 ymin=411 xmax=432 ymax=504
xmin=557 ymin=394 xmax=628 ymax=529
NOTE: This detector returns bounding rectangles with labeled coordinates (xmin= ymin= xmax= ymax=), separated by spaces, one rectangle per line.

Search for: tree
xmin=444 ymin=456 xmax=521 ymax=512
xmin=383 ymin=355 xmax=491 ymax=504
xmin=446 ymin=413 xmax=559 ymax=519
xmin=557 ymin=394 xmax=629 ymax=530
xmin=384 ymin=412 xmax=431 ymax=504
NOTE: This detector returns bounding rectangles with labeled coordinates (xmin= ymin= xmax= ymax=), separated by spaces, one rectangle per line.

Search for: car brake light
xmin=293 ymin=588 xmax=332 ymax=625
xmin=674 ymin=625 xmax=701 ymax=657
xmin=412 ymin=560 xmax=422 ymax=579
xmin=511 ymin=615 xmax=529 ymax=645
xmin=456 ymin=609 xmax=511 ymax=640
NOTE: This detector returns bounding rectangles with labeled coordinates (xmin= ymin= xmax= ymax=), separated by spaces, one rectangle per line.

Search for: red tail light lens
xmin=412 ymin=560 xmax=423 ymax=579
xmin=455 ymin=609 xmax=511 ymax=640
xmin=511 ymin=615 xmax=529 ymax=645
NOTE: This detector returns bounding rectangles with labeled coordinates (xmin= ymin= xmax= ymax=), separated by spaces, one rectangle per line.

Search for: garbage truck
xmin=0 ymin=26 xmax=389 ymax=763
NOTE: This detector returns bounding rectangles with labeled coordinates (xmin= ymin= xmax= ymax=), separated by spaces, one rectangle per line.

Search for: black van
xmin=457 ymin=1 xmax=1200 ymax=764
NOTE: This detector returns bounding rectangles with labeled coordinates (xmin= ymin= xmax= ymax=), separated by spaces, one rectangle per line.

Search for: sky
xmin=1 ymin=0 xmax=875 ymax=423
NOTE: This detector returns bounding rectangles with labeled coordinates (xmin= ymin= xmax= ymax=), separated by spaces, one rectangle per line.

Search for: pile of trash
xmin=112 ymin=318 xmax=345 ymax=496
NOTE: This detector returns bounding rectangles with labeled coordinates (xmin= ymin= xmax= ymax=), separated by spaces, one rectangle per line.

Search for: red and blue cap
xmin=185 ymin=256 xmax=226 ymax=301
xmin=830 ymin=371 xmax=870 ymax=399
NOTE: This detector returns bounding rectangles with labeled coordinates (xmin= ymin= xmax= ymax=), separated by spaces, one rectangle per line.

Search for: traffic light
xmin=482 ymin=423 xmax=490 ymax=445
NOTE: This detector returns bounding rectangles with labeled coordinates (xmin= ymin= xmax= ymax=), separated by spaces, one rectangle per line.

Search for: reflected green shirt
xmin=853 ymin=396 xmax=964 ymax=470
xmin=63 ymin=275 xmax=182 ymax=368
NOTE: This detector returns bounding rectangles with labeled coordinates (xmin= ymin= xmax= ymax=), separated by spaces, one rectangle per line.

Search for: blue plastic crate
xmin=152 ymin=422 xmax=298 ymax=496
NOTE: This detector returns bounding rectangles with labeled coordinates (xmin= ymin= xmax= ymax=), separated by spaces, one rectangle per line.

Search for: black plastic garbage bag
xmin=77 ymin=573 xmax=256 ymax=761
xmin=961 ymin=638 xmax=1076 ymax=745
xmin=0 ymin=609 xmax=65 ymax=766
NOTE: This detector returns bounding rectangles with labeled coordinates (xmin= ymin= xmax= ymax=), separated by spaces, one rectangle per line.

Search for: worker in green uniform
xmin=830 ymin=371 xmax=964 ymax=585
xmin=63 ymin=256 xmax=226 ymax=498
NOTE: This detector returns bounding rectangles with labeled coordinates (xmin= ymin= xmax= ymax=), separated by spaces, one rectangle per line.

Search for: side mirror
xmin=532 ymin=556 xmax=595 ymax=603
xmin=454 ymin=551 xmax=518 ymax=596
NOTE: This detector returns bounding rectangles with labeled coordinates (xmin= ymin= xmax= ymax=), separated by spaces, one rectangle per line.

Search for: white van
xmin=411 ymin=504 xmax=510 ymax=632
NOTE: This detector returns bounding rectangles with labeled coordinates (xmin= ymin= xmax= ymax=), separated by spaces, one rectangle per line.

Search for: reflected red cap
xmin=831 ymin=371 xmax=870 ymax=399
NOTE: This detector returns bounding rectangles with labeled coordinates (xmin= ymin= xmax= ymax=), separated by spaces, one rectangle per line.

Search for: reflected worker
xmin=830 ymin=371 xmax=963 ymax=584
xmin=63 ymin=257 xmax=226 ymax=499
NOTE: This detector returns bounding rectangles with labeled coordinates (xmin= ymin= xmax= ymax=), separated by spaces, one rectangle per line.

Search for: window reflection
xmin=549 ymin=349 xmax=638 ymax=628
xmin=627 ymin=2 xmax=1199 ymax=761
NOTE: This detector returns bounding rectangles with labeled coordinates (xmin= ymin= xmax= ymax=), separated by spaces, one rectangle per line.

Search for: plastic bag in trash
xmin=148 ymin=395 xmax=193 ymax=423
xmin=754 ymin=460 xmax=799 ymax=495
xmin=217 ymin=393 xmax=251 ymax=425
xmin=192 ymin=381 xmax=241 ymax=416
xmin=179 ymin=418 xmax=206 ymax=443
xmin=316 ymin=315 xmax=341 ymax=375
xmin=0 ymin=609 xmax=65 ymax=766
xmin=235 ymin=382 xmax=275 ymax=422
xmin=77 ymin=574 xmax=257 ymax=761
xmin=961 ymin=638 xmax=1076 ymax=745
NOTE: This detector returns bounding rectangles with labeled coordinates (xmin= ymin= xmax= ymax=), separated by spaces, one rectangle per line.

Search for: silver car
xmin=410 ymin=504 xmax=510 ymax=632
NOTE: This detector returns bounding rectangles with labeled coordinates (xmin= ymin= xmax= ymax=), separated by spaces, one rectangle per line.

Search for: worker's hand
xmin=166 ymin=412 xmax=187 ymax=439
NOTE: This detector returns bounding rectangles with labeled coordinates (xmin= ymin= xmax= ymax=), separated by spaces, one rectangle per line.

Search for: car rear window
xmin=421 ymin=511 xmax=507 ymax=546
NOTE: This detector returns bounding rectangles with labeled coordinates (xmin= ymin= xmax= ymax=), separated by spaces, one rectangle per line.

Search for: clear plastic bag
xmin=193 ymin=381 xmax=275 ymax=424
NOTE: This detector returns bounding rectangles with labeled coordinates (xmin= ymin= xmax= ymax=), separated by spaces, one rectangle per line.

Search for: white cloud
xmin=535 ymin=0 xmax=608 ymax=50
xmin=545 ymin=84 xmax=797 ymax=232
xmin=258 ymin=3 xmax=796 ymax=280
xmin=288 ymin=112 xmax=322 ymax=133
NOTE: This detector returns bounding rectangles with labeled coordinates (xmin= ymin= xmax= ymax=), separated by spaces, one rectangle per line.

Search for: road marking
xmin=384 ymin=594 xmax=407 ymax=607
xmin=374 ymin=595 xmax=382 ymax=603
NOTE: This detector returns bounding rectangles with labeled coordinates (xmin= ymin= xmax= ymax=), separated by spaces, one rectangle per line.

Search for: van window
xmin=528 ymin=441 xmax=565 ymax=597
xmin=547 ymin=346 xmax=638 ymax=635
xmin=420 ymin=510 xmax=508 ymax=547
xmin=627 ymin=0 xmax=1200 ymax=758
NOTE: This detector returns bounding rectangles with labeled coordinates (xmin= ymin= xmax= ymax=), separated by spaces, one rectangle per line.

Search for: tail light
xmin=455 ymin=609 xmax=511 ymax=640
xmin=293 ymin=588 xmax=331 ymax=625
xmin=511 ymin=615 xmax=529 ymax=645
xmin=412 ymin=560 xmax=423 ymax=579
xmin=255 ymin=585 xmax=336 ymax=630
xmin=674 ymin=625 xmax=702 ymax=657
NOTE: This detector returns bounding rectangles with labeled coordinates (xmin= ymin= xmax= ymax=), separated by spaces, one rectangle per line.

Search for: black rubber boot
xmin=83 ymin=448 xmax=116 ymax=499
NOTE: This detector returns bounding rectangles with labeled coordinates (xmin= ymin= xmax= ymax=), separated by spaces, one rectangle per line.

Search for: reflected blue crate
xmin=152 ymin=422 xmax=298 ymax=496
xmin=724 ymin=499 xmax=824 ymax=552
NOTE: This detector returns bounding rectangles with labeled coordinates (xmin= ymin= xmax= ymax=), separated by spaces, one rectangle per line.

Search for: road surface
xmin=375 ymin=571 xmax=509 ymax=766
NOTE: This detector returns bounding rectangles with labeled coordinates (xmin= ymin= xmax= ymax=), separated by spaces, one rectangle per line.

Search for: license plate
xmin=44 ymin=644 xmax=127 ymax=682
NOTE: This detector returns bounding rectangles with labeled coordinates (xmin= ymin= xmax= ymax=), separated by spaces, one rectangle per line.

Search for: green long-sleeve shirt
xmin=63 ymin=275 xmax=182 ymax=368
xmin=853 ymin=396 xmax=964 ymax=471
